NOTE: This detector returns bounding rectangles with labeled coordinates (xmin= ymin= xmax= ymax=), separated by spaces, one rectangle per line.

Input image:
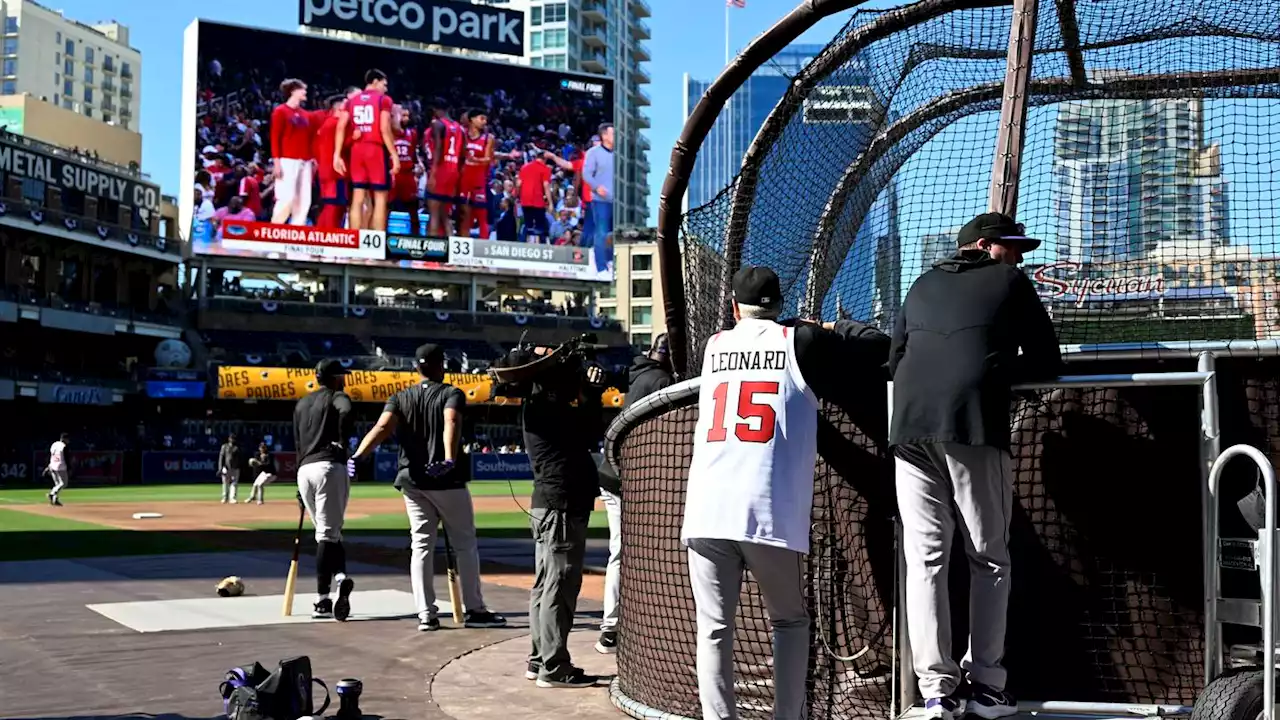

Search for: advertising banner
xmin=0 ymin=452 xmax=32 ymax=485
xmin=0 ymin=133 xmax=162 ymax=211
xmin=298 ymin=0 xmax=526 ymax=56
xmin=38 ymin=383 xmax=114 ymax=405
xmin=141 ymin=451 xmax=299 ymax=484
xmin=215 ymin=365 xmax=622 ymax=406
xmin=31 ymin=450 xmax=124 ymax=486
xmin=145 ymin=380 xmax=208 ymax=399
xmin=470 ymin=452 xmax=533 ymax=481
xmin=374 ymin=451 xmax=398 ymax=483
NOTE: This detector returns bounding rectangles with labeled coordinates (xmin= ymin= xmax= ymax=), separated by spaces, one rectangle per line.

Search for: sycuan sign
xmin=299 ymin=0 xmax=525 ymax=56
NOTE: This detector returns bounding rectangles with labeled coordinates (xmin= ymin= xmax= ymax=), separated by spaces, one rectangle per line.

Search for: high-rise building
xmin=684 ymin=46 xmax=899 ymax=326
xmin=0 ymin=0 xmax=140 ymax=132
xmin=304 ymin=0 xmax=652 ymax=229
xmin=527 ymin=0 xmax=651 ymax=227
xmin=1053 ymin=91 xmax=1229 ymax=264
xmin=683 ymin=44 xmax=821 ymax=210
xmin=595 ymin=227 xmax=664 ymax=349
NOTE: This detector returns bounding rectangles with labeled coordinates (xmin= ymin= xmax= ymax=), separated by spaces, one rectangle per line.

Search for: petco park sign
xmin=1032 ymin=261 xmax=1166 ymax=308
xmin=300 ymin=0 xmax=525 ymax=56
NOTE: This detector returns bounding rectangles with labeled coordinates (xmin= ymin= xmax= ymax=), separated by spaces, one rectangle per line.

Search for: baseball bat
xmin=282 ymin=492 xmax=305 ymax=617
xmin=441 ymin=525 xmax=464 ymax=624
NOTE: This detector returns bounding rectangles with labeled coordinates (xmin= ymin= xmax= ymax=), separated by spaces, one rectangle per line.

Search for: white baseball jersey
xmin=681 ymin=318 xmax=820 ymax=554
xmin=48 ymin=441 xmax=67 ymax=471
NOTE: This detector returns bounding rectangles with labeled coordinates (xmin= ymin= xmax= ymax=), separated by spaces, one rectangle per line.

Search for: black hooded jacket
xmin=889 ymin=251 xmax=1062 ymax=451
xmin=622 ymin=356 xmax=674 ymax=411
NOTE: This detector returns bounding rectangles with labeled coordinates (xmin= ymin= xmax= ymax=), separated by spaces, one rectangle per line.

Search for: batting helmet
xmin=216 ymin=576 xmax=246 ymax=597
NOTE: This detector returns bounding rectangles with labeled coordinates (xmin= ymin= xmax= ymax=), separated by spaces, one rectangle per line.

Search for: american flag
xmin=727 ymin=0 xmax=745 ymax=7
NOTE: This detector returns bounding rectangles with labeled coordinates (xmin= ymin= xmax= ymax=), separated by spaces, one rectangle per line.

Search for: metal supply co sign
xmin=300 ymin=0 xmax=525 ymax=56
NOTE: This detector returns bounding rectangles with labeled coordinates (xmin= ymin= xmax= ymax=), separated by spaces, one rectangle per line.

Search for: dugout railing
xmin=604 ymin=345 xmax=1280 ymax=720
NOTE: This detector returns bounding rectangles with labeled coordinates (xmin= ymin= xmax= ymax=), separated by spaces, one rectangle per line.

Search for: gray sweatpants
xmin=529 ymin=508 xmax=590 ymax=677
xmin=687 ymin=538 xmax=809 ymax=720
xmin=296 ymin=461 xmax=349 ymax=542
xmin=894 ymin=442 xmax=1012 ymax=699
xmin=402 ymin=485 xmax=489 ymax=622
xmin=220 ymin=468 xmax=240 ymax=502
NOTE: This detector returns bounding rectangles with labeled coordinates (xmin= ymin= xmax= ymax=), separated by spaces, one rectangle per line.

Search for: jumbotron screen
xmin=180 ymin=20 xmax=616 ymax=282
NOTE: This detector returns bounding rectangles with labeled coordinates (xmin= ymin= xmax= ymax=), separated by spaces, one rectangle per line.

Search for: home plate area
xmin=87 ymin=588 xmax=427 ymax=632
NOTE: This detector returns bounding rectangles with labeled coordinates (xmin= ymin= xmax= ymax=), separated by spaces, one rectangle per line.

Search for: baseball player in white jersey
xmin=47 ymin=432 xmax=69 ymax=506
xmin=682 ymin=265 xmax=891 ymax=720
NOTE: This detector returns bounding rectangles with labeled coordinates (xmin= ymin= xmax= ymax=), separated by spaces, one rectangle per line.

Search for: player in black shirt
xmin=350 ymin=343 xmax=507 ymax=632
xmin=247 ymin=443 xmax=278 ymax=505
xmin=293 ymin=359 xmax=357 ymax=622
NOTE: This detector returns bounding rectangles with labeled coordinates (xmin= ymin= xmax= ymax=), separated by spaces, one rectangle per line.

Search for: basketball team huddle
xmin=268 ymin=68 xmax=513 ymax=239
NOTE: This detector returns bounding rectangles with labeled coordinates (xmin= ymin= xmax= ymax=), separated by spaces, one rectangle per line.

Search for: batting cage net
xmin=612 ymin=0 xmax=1280 ymax=718
xmin=677 ymin=0 xmax=1280 ymax=374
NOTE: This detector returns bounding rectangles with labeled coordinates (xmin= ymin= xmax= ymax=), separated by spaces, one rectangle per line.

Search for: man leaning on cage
xmin=890 ymin=212 xmax=1062 ymax=720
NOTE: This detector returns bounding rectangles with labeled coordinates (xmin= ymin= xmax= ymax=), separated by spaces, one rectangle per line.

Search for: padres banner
xmin=217 ymin=366 xmax=622 ymax=407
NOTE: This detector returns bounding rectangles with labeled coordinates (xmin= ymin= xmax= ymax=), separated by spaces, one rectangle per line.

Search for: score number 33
xmin=706 ymin=381 xmax=779 ymax=443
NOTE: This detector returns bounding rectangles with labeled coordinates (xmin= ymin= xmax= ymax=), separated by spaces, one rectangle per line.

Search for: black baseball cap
xmin=415 ymin=343 xmax=445 ymax=366
xmin=315 ymin=359 xmax=350 ymax=380
xmin=733 ymin=266 xmax=782 ymax=307
xmin=956 ymin=212 xmax=1041 ymax=251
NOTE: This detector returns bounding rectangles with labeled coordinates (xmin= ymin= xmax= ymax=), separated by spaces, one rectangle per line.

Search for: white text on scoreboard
xmin=220 ymin=220 xmax=386 ymax=261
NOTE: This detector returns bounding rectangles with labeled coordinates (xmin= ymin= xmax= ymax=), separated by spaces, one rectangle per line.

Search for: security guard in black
xmin=385 ymin=379 xmax=470 ymax=490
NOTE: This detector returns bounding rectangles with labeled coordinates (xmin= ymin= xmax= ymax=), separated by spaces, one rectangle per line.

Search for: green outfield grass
xmin=0 ymin=480 xmax=536 ymax=506
xmin=233 ymin=509 xmax=609 ymax=539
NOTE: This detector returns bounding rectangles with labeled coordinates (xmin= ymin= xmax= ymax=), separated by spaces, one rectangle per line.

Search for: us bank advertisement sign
xmin=300 ymin=0 xmax=525 ymax=56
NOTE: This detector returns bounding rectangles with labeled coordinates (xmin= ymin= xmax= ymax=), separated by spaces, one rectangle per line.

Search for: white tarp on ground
xmin=87 ymin=588 xmax=428 ymax=632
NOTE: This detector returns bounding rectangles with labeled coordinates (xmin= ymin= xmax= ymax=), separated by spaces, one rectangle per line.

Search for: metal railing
xmin=1208 ymin=444 xmax=1278 ymax=720
xmin=888 ymin=366 xmax=1220 ymax=718
xmin=0 ymin=196 xmax=174 ymax=256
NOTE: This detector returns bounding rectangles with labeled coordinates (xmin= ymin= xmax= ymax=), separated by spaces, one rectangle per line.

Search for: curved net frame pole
xmin=988 ymin=0 xmax=1040 ymax=215
xmin=656 ymin=0 xmax=871 ymax=377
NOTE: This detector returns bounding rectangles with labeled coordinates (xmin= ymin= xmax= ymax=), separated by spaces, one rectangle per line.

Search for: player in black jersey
xmin=350 ymin=343 xmax=506 ymax=632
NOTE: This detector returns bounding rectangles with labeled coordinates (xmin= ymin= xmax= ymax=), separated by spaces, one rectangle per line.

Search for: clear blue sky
xmin=51 ymin=0 xmax=870 ymax=220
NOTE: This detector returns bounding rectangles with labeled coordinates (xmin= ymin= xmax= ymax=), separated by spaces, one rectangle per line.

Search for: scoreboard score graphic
xmin=221 ymin=221 xmax=387 ymax=261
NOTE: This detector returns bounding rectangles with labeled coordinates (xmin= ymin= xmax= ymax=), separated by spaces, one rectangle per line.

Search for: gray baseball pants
xmin=894 ymin=442 xmax=1012 ymax=699
xmin=296 ymin=461 xmax=349 ymax=542
xmin=220 ymin=468 xmax=240 ymax=502
xmin=687 ymin=538 xmax=809 ymax=720
xmin=401 ymin=485 xmax=489 ymax=622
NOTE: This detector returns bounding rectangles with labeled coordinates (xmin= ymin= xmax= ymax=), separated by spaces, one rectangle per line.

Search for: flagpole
xmin=724 ymin=0 xmax=731 ymax=185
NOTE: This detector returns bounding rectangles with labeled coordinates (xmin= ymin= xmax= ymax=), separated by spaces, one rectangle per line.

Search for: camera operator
xmin=494 ymin=337 xmax=608 ymax=689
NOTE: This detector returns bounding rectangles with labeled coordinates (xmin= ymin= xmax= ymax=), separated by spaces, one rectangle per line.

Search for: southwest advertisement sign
xmin=216 ymin=366 xmax=625 ymax=407
xmin=471 ymin=453 xmax=533 ymax=481
xmin=30 ymin=450 xmax=124 ymax=486
xmin=299 ymin=0 xmax=526 ymax=56
xmin=141 ymin=451 xmax=299 ymax=484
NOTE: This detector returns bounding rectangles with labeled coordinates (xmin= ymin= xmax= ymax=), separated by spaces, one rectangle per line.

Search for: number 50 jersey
xmin=681 ymin=318 xmax=820 ymax=554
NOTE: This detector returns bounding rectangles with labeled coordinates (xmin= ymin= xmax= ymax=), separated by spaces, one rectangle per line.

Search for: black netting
xmin=678 ymin=0 xmax=1280 ymax=373
xmin=611 ymin=370 xmax=1222 ymax=719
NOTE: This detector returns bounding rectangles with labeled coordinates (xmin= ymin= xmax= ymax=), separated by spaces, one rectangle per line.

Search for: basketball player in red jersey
xmin=425 ymin=99 xmax=465 ymax=238
xmin=457 ymin=109 xmax=494 ymax=239
xmin=313 ymin=88 xmax=360 ymax=229
xmin=334 ymin=69 xmax=400 ymax=231
xmin=391 ymin=106 xmax=423 ymax=237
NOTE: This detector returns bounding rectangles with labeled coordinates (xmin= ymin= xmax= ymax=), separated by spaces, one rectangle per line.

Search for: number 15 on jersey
xmin=706 ymin=381 xmax=780 ymax=443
